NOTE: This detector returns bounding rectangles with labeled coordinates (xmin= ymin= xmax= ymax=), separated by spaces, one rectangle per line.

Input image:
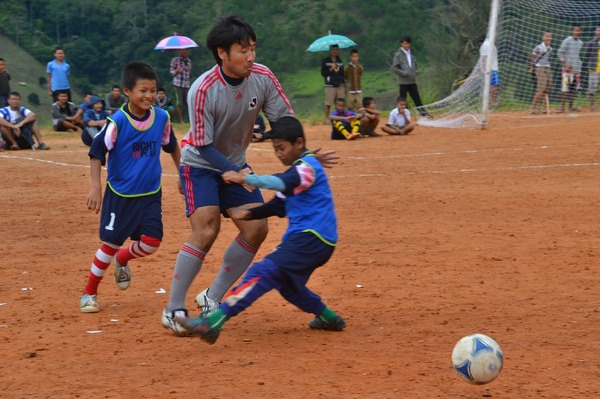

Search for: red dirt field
xmin=1 ymin=111 xmax=599 ymax=398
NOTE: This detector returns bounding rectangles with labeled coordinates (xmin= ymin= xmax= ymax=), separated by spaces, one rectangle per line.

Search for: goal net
xmin=418 ymin=0 xmax=600 ymax=129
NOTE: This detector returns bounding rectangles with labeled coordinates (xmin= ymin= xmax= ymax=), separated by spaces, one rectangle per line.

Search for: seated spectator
xmin=104 ymin=85 xmax=127 ymax=114
xmin=0 ymin=91 xmax=49 ymax=150
xmin=251 ymin=114 xmax=269 ymax=142
xmin=382 ymin=97 xmax=415 ymax=136
xmin=73 ymin=92 xmax=93 ymax=127
xmin=154 ymin=87 xmax=176 ymax=120
xmin=358 ymin=96 xmax=382 ymax=137
xmin=329 ymin=97 xmax=361 ymax=140
xmin=82 ymin=95 xmax=108 ymax=146
xmin=52 ymin=91 xmax=81 ymax=132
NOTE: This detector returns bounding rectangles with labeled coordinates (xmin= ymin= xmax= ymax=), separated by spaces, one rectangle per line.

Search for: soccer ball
xmin=452 ymin=333 xmax=503 ymax=384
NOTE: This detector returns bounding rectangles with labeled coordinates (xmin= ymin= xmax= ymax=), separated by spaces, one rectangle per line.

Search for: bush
xmin=38 ymin=77 xmax=47 ymax=88
xmin=27 ymin=92 xmax=40 ymax=106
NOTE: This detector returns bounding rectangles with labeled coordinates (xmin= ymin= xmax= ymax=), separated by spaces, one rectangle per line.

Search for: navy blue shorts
xmin=99 ymin=188 xmax=163 ymax=246
xmin=180 ymin=165 xmax=264 ymax=217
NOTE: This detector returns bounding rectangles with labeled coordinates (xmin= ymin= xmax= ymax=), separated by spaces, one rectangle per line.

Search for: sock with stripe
xmin=208 ymin=235 xmax=258 ymax=301
xmin=116 ymin=235 xmax=161 ymax=265
xmin=83 ymin=242 xmax=120 ymax=295
xmin=167 ymin=242 xmax=205 ymax=311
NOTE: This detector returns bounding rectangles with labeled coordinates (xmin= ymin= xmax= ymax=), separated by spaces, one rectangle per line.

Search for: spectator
xmin=170 ymin=48 xmax=192 ymax=124
xmin=104 ymin=85 xmax=127 ymax=114
xmin=52 ymin=91 xmax=81 ymax=131
xmin=358 ymin=96 xmax=382 ymax=137
xmin=528 ymin=32 xmax=553 ymax=114
xmin=382 ymin=96 xmax=415 ymax=136
xmin=344 ymin=49 xmax=363 ymax=112
xmin=392 ymin=35 xmax=432 ymax=118
xmin=479 ymin=36 xmax=500 ymax=108
xmin=329 ymin=97 xmax=361 ymax=140
xmin=0 ymin=91 xmax=49 ymax=150
xmin=557 ymin=24 xmax=584 ymax=113
xmin=46 ymin=46 xmax=72 ymax=102
xmin=0 ymin=58 xmax=10 ymax=107
xmin=154 ymin=87 xmax=176 ymax=120
xmin=584 ymin=25 xmax=600 ymax=111
xmin=73 ymin=92 xmax=94 ymax=127
xmin=82 ymin=96 xmax=108 ymax=146
xmin=321 ymin=44 xmax=345 ymax=119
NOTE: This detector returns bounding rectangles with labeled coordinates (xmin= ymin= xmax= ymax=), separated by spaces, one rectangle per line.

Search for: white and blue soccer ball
xmin=452 ymin=333 xmax=503 ymax=384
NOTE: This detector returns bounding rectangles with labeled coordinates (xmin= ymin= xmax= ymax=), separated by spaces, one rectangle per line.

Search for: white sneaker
xmin=80 ymin=294 xmax=100 ymax=313
xmin=114 ymin=256 xmax=131 ymax=291
xmin=195 ymin=288 xmax=220 ymax=317
xmin=161 ymin=308 xmax=191 ymax=337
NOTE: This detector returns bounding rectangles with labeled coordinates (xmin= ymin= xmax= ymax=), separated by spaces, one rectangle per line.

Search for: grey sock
xmin=167 ymin=242 xmax=205 ymax=311
xmin=209 ymin=235 xmax=257 ymax=301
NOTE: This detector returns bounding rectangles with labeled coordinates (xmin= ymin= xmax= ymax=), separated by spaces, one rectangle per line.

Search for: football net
xmin=418 ymin=0 xmax=600 ymax=129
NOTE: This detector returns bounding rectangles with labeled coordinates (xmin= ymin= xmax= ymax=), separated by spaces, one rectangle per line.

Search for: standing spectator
xmin=52 ymin=91 xmax=81 ymax=131
xmin=344 ymin=49 xmax=363 ymax=112
xmin=479 ymin=36 xmax=500 ymax=108
xmin=82 ymin=96 xmax=108 ymax=146
xmin=170 ymin=48 xmax=192 ymax=124
xmin=557 ymin=24 xmax=584 ymax=113
xmin=382 ymin=96 xmax=415 ymax=136
xmin=0 ymin=58 xmax=10 ymax=107
xmin=329 ymin=97 xmax=361 ymax=140
xmin=392 ymin=35 xmax=431 ymax=118
xmin=160 ymin=15 xmax=337 ymax=336
xmin=584 ymin=25 xmax=600 ymax=111
xmin=321 ymin=44 xmax=345 ymax=119
xmin=358 ymin=96 xmax=382 ymax=137
xmin=528 ymin=32 xmax=553 ymax=114
xmin=0 ymin=91 xmax=49 ymax=150
xmin=104 ymin=85 xmax=127 ymax=114
xmin=46 ymin=46 xmax=72 ymax=102
xmin=154 ymin=87 xmax=176 ymax=120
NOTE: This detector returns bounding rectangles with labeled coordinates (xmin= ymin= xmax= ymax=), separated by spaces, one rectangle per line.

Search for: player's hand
xmin=222 ymin=170 xmax=243 ymax=184
xmin=311 ymin=147 xmax=339 ymax=169
xmin=86 ymin=188 xmax=102 ymax=214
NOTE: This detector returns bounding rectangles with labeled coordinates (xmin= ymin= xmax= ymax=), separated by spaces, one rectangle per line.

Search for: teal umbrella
xmin=306 ymin=32 xmax=357 ymax=52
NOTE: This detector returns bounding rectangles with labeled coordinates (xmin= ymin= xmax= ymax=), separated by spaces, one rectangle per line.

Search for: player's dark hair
xmin=53 ymin=46 xmax=63 ymax=54
xmin=122 ymin=61 xmax=158 ymax=91
xmin=335 ymin=97 xmax=346 ymax=104
xmin=9 ymin=91 xmax=21 ymax=98
xmin=0 ymin=58 xmax=4 ymax=62
xmin=363 ymin=96 xmax=374 ymax=107
xmin=158 ymin=87 xmax=166 ymax=93
xmin=400 ymin=35 xmax=412 ymax=43
xmin=269 ymin=116 xmax=305 ymax=144
xmin=206 ymin=15 xmax=257 ymax=65
xmin=396 ymin=96 xmax=407 ymax=103
xmin=112 ymin=85 xmax=121 ymax=91
xmin=350 ymin=49 xmax=359 ymax=55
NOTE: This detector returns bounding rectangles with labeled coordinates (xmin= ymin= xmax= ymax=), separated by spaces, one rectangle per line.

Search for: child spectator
xmin=104 ymin=85 xmax=127 ymax=114
xmin=46 ymin=46 xmax=72 ymax=102
xmin=529 ymin=32 xmax=553 ymax=114
xmin=382 ymin=97 xmax=415 ymax=136
xmin=73 ymin=92 xmax=94 ymax=127
xmin=358 ymin=96 xmax=382 ymax=137
xmin=154 ymin=87 xmax=176 ymax=120
xmin=329 ymin=97 xmax=361 ymax=140
xmin=0 ymin=91 xmax=49 ymax=150
xmin=344 ymin=49 xmax=363 ymax=112
xmin=82 ymin=96 xmax=108 ymax=146
xmin=80 ymin=61 xmax=181 ymax=313
xmin=176 ymin=116 xmax=346 ymax=344
xmin=0 ymin=58 xmax=10 ymax=107
xmin=52 ymin=91 xmax=81 ymax=131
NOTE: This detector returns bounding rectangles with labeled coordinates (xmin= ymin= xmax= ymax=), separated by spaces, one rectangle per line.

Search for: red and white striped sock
xmin=83 ymin=242 xmax=120 ymax=295
xmin=115 ymin=235 xmax=161 ymax=265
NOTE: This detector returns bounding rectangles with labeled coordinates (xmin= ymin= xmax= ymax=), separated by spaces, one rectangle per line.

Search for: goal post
xmin=418 ymin=0 xmax=600 ymax=129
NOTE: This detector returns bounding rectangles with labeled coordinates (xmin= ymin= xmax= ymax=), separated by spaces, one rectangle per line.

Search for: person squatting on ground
xmin=529 ymin=32 xmax=553 ymax=114
xmin=584 ymin=25 xmax=600 ymax=111
xmin=358 ymin=96 xmax=382 ymax=137
xmin=382 ymin=97 xmax=415 ymax=136
xmin=104 ymin=85 xmax=128 ymax=115
xmin=0 ymin=91 xmax=49 ymax=150
xmin=52 ymin=91 xmax=82 ymax=132
xmin=79 ymin=61 xmax=181 ymax=313
xmin=82 ymin=96 xmax=109 ymax=146
xmin=161 ymin=15 xmax=338 ymax=336
xmin=329 ymin=97 xmax=361 ymax=140
xmin=176 ymin=116 xmax=346 ymax=344
xmin=557 ymin=24 xmax=584 ymax=113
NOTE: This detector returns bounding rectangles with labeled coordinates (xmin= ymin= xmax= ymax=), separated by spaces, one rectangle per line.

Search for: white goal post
xmin=418 ymin=0 xmax=600 ymax=129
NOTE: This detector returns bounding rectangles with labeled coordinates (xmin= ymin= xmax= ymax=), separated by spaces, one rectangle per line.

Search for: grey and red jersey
xmin=181 ymin=63 xmax=294 ymax=171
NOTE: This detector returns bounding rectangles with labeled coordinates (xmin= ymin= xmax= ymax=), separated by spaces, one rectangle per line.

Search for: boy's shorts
xmin=588 ymin=72 xmax=600 ymax=95
xmin=180 ymin=165 xmax=264 ymax=217
xmin=325 ymin=86 xmax=345 ymax=107
xmin=535 ymin=67 xmax=552 ymax=93
xmin=490 ymin=70 xmax=500 ymax=87
xmin=561 ymin=72 xmax=577 ymax=92
xmin=99 ymin=189 xmax=163 ymax=246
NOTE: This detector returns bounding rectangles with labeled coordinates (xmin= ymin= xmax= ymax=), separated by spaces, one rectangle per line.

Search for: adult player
xmin=161 ymin=15 xmax=337 ymax=335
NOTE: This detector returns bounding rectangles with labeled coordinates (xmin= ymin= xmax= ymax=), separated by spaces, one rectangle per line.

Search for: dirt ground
xmin=1 ymin=111 xmax=599 ymax=399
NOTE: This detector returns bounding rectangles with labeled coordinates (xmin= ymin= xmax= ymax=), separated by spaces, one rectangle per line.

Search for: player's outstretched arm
xmin=311 ymin=147 xmax=339 ymax=169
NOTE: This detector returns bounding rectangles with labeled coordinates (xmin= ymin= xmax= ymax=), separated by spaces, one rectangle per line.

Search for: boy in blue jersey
xmin=176 ymin=116 xmax=346 ymax=344
xmin=80 ymin=61 xmax=181 ymax=313
xmin=330 ymin=97 xmax=361 ymax=140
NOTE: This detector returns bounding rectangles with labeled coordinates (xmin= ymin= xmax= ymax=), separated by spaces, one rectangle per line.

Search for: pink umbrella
xmin=154 ymin=34 xmax=199 ymax=50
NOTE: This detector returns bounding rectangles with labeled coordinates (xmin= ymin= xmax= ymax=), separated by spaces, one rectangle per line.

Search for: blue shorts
xmin=99 ymin=188 xmax=163 ymax=246
xmin=491 ymin=70 xmax=500 ymax=87
xmin=180 ymin=165 xmax=264 ymax=217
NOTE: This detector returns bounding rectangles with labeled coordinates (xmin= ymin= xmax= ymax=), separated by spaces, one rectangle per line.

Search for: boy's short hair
xmin=9 ymin=91 xmax=21 ymax=99
xmin=350 ymin=49 xmax=359 ymax=55
xmin=268 ymin=116 xmax=305 ymax=143
xmin=396 ymin=96 xmax=407 ymax=103
xmin=121 ymin=61 xmax=158 ymax=91
xmin=158 ymin=87 xmax=166 ymax=93
xmin=0 ymin=58 xmax=4 ymax=62
xmin=112 ymin=85 xmax=121 ymax=90
xmin=206 ymin=15 xmax=257 ymax=65
xmin=53 ymin=46 xmax=63 ymax=53
xmin=362 ymin=96 xmax=374 ymax=107
xmin=335 ymin=97 xmax=346 ymax=104
xmin=399 ymin=35 xmax=412 ymax=43
xmin=330 ymin=44 xmax=339 ymax=50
